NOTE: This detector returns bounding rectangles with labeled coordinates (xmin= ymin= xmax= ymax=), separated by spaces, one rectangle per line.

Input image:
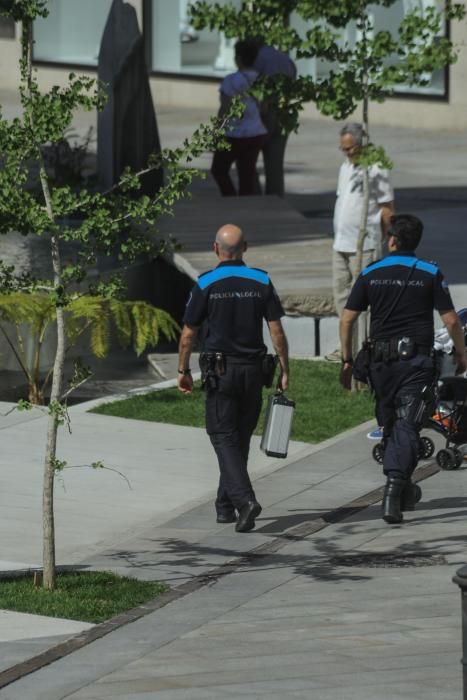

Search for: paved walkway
xmin=0 ymin=396 xmax=466 ymax=698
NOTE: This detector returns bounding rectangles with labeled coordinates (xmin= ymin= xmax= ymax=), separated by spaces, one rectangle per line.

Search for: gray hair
xmin=340 ymin=122 xmax=365 ymax=146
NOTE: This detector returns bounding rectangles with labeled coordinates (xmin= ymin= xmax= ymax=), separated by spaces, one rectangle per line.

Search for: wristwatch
xmin=342 ymin=357 xmax=353 ymax=365
xmin=178 ymin=368 xmax=192 ymax=375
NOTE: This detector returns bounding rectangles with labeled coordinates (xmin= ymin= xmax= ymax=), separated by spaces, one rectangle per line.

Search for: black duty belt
xmin=371 ymin=337 xmax=432 ymax=362
xmin=201 ymin=352 xmax=263 ymax=365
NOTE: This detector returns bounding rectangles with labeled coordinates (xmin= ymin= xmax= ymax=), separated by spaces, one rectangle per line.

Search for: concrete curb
xmin=67 ymin=372 xmax=202 ymax=414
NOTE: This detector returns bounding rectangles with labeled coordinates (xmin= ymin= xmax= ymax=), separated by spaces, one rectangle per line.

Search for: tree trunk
xmin=352 ymin=5 xmax=370 ymax=390
xmin=23 ymin=19 xmax=65 ymax=590
xmin=42 ymin=293 xmax=65 ymax=589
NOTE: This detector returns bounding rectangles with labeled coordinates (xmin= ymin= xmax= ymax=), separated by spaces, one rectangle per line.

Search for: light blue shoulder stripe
xmin=197 ymin=266 xmax=270 ymax=290
xmin=362 ymin=256 xmax=438 ymax=276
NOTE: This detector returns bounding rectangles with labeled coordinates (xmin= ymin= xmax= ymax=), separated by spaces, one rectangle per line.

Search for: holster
xmin=352 ymin=341 xmax=372 ymax=384
xmin=199 ymin=352 xmax=225 ymax=391
xmin=262 ymin=354 xmax=279 ymax=388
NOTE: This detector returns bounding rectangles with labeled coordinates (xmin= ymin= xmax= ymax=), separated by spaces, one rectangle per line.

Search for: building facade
xmin=0 ymin=0 xmax=466 ymax=130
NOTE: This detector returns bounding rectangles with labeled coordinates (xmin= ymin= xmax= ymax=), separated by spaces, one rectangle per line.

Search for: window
xmin=150 ymin=0 xmax=240 ymax=77
xmin=291 ymin=0 xmax=447 ymax=98
xmin=0 ymin=17 xmax=15 ymax=39
xmin=33 ymin=0 xmax=113 ymax=66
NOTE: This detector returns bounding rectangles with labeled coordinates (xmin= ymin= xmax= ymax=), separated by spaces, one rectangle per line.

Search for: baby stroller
xmin=427 ymin=375 xmax=467 ymax=470
xmin=429 ymin=307 xmax=467 ymax=469
xmin=372 ymin=308 xmax=467 ymax=467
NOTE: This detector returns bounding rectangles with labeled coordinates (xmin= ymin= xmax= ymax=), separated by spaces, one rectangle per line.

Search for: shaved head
xmin=214 ymin=224 xmax=246 ymax=259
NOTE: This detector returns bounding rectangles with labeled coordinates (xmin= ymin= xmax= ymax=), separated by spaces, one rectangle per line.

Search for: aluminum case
xmin=260 ymin=392 xmax=295 ymax=459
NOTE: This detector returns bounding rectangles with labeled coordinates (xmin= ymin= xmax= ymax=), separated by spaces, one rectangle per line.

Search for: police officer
xmin=340 ymin=214 xmax=467 ymax=524
xmin=177 ymin=224 xmax=289 ymax=532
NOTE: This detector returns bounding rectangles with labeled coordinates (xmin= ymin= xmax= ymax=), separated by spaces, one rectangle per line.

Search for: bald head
xmin=214 ymin=224 xmax=246 ymax=260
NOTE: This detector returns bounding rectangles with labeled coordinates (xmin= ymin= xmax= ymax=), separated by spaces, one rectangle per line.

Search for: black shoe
xmin=216 ymin=512 xmax=237 ymax=524
xmin=235 ymin=501 xmax=262 ymax=533
xmin=400 ymin=481 xmax=422 ymax=512
xmin=382 ymin=477 xmax=405 ymax=524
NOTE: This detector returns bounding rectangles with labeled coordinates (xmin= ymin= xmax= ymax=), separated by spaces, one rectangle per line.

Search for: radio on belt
xmin=260 ymin=392 xmax=295 ymax=459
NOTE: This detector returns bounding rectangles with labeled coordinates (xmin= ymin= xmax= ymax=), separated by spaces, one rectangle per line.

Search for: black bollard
xmin=314 ymin=317 xmax=321 ymax=357
xmin=453 ymin=565 xmax=467 ymax=699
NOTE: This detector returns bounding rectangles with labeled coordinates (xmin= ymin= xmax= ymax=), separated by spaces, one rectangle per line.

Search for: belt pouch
xmin=353 ymin=341 xmax=371 ymax=383
xmin=262 ymin=354 xmax=278 ymax=388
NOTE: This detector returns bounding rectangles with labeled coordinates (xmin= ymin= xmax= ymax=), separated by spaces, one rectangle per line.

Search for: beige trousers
xmin=332 ymin=248 xmax=375 ymax=317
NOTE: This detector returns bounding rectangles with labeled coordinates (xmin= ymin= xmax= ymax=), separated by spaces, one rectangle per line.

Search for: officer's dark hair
xmin=234 ymin=40 xmax=259 ymax=68
xmin=387 ymin=214 xmax=423 ymax=251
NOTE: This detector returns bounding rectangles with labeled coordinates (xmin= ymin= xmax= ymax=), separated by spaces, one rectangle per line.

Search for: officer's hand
xmin=278 ymin=371 xmax=289 ymax=392
xmin=178 ymin=373 xmax=194 ymax=394
xmin=340 ymin=362 xmax=353 ymax=390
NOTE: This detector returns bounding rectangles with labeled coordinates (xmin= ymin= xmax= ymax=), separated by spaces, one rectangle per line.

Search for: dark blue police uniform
xmin=346 ymin=251 xmax=455 ymax=480
xmin=183 ymin=259 xmax=284 ymax=517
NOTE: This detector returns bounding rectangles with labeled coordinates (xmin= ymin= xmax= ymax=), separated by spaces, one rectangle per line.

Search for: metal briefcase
xmin=260 ymin=392 xmax=295 ymax=459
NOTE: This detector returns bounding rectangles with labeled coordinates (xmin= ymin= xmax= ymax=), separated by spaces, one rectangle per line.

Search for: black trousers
xmin=369 ymin=354 xmax=435 ymax=480
xmin=205 ymin=360 xmax=263 ymax=513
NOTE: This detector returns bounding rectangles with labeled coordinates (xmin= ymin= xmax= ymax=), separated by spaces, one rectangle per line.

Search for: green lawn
xmin=92 ymin=360 xmax=375 ymax=443
xmin=0 ymin=571 xmax=168 ymax=624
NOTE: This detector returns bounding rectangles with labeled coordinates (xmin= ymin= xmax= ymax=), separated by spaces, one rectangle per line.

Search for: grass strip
xmin=0 ymin=571 xmax=168 ymax=624
xmin=92 ymin=359 xmax=375 ymax=443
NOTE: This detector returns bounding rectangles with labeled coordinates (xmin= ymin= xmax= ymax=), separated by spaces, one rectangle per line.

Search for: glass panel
xmin=0 ymin=17 xmax=15 ymax=39
xmin=290 ymin=0 xmax=446 ymax=97
xmin=34 ymin=0 xmax=113 ymax=65
xmin=151 ymin=0 xmax=241 ymax=76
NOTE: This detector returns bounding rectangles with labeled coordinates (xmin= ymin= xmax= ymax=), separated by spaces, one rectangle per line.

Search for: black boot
xmin=382 ymin=477 xmax=405 ymax=524
xmin=400 ymin=481 xmax=422 ymax=512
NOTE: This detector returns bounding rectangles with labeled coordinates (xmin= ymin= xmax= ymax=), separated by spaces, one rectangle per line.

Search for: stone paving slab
xmin=1 ymin=428 xmax=466 ymax=699
xmin=0 ymin=400 xmax=308 ymax=570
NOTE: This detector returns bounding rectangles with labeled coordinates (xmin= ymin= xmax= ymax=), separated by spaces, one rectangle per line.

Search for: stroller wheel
xmin=436 ymin=448 xmax=458 ymax=470
xmin=372 ymin=442 xmax=385 ymax=464
xmin=453 ymin=448 xmax=463 ymax=469
xmin=419 ymin=436 xmax=435 ymax=459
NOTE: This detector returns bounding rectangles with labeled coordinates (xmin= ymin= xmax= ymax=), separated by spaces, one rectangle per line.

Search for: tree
xmin=189 ymin=1 xmax=465 ymax=136
xmin=0 ymin=0 xmax=231 ymax=589
xmin=190 ymin=0 xmax=465 ymax=365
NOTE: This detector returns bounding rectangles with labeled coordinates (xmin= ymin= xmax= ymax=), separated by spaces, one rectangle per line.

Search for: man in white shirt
xmin=327 ymin=123 xmax=395 ymax=361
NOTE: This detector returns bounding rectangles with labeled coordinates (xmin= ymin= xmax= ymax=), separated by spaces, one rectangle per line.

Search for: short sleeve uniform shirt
xmin=183 ymin=260 xmax=284 ymax=355
xmin=345 ymin=252 xmax=455 ymax=345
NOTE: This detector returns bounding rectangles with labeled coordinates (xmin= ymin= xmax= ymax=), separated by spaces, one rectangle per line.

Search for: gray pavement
xmin=0 ymin=100 xmax=467 ymax=698
xmin=0 ymin=409 xmax=466 ymax=699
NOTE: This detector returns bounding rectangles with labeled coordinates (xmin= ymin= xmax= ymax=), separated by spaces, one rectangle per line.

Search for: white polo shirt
xmin=333 ymin=160 xmax=394 ymax=253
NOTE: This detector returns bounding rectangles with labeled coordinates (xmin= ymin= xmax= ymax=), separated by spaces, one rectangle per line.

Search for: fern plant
xmin=0 ymin=292 xmax=179 ymax=405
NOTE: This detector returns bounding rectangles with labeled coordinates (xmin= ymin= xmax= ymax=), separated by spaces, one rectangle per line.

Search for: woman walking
xmin=211 ymin=40 xmax=266 ymax=196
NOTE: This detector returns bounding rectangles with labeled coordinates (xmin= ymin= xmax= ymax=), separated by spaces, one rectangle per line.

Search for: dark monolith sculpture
xmin=97 ymin=0 xmax=163 ymax=196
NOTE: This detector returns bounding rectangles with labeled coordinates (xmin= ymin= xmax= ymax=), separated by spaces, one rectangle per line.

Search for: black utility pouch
xmin=262 ymin=354 xmax=279 ymax=388
xmin=352 ymin=341 xmax=371 ymax=383
xmin=199 ymin=353 xmax=217 ymax=391
xmin=199 ymin=353 xmax=208 ymax=385
xmin=397 ymin=336 xmax=416 ymax=360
